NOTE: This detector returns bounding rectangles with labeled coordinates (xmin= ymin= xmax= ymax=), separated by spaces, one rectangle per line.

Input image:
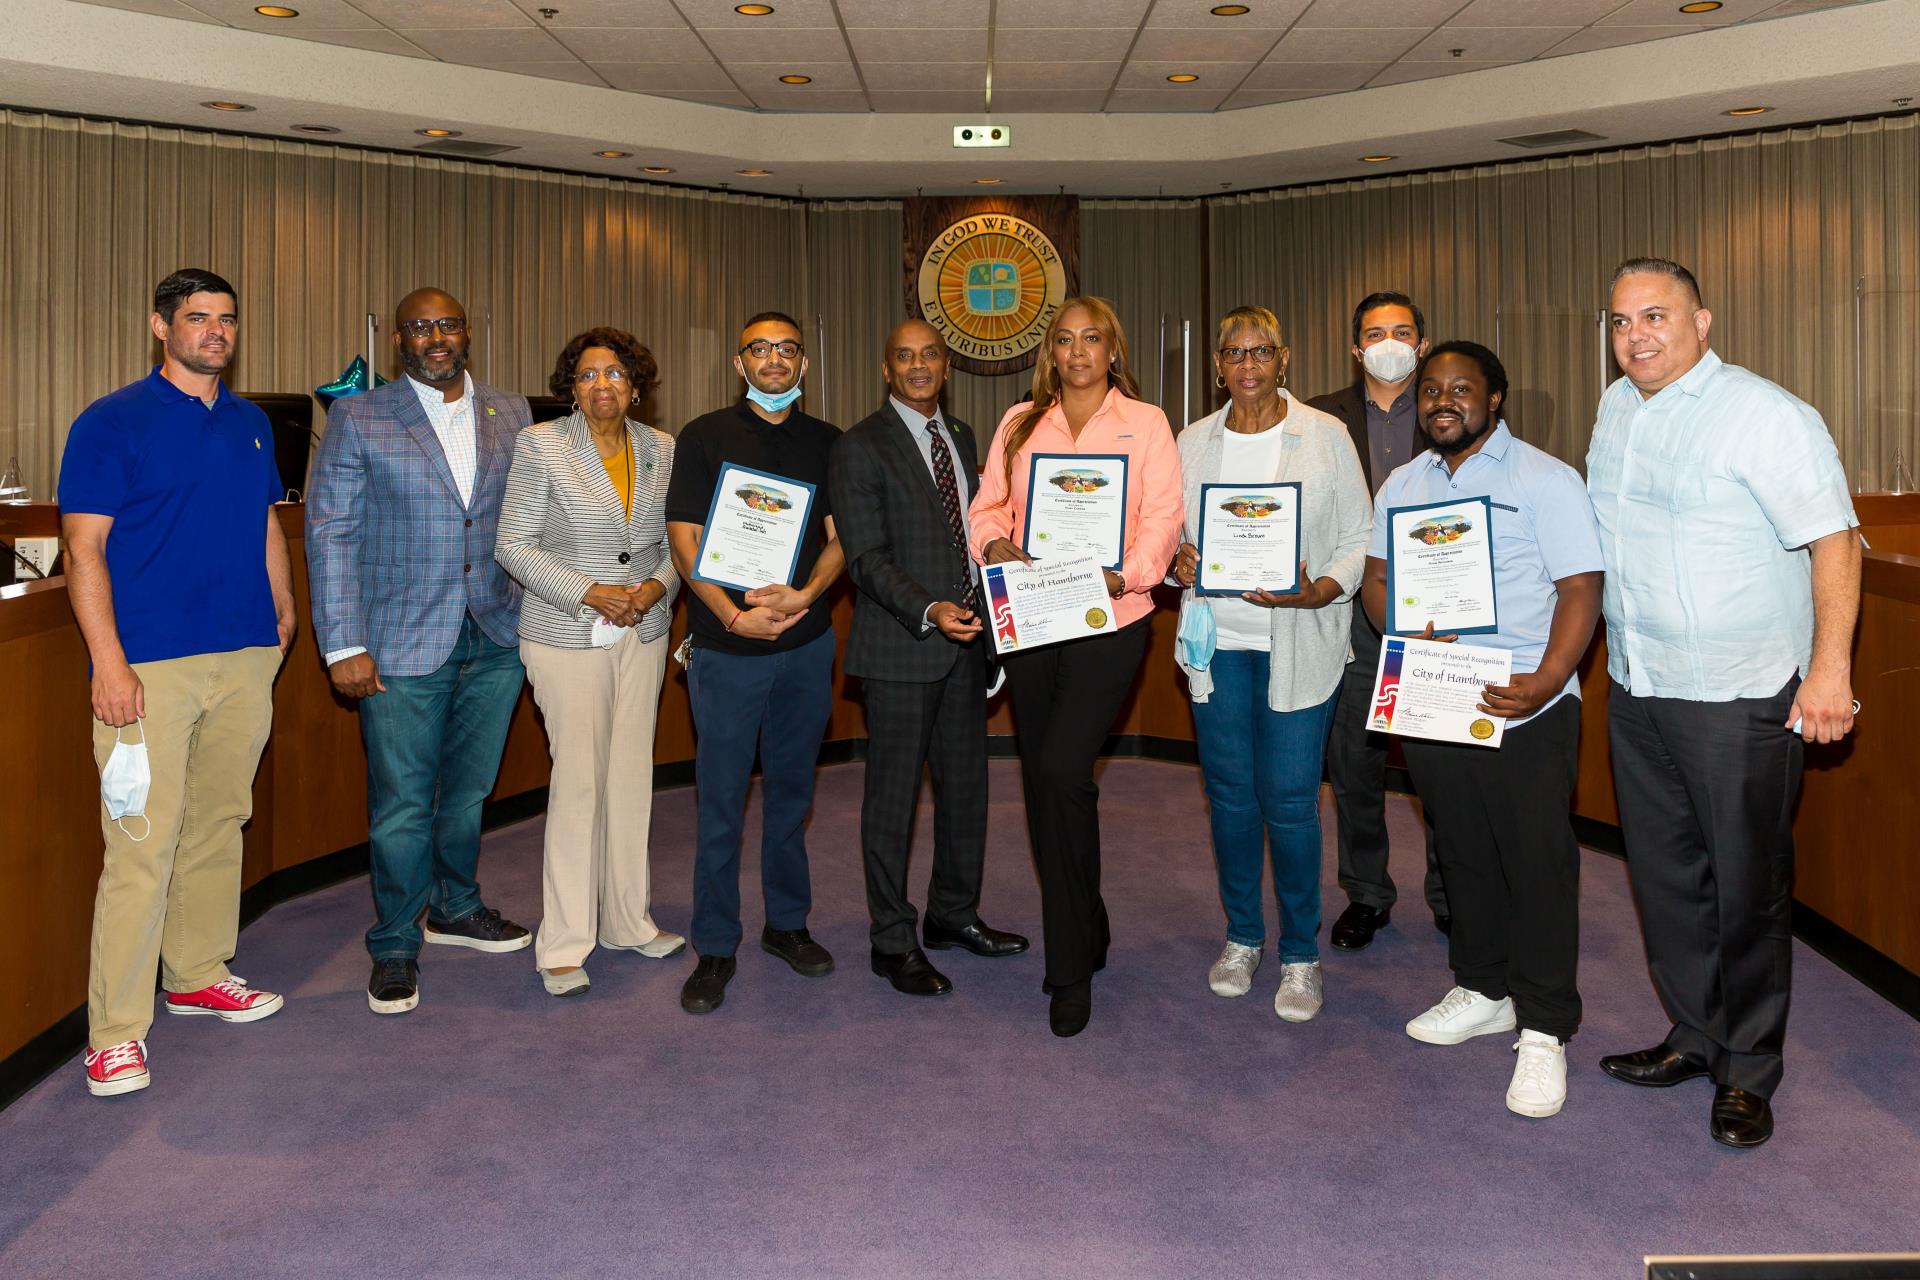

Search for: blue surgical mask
xmin=745 ymin=384 xmax=804 ymax=414
xmin=1178 ymin=599 xmax=1217 ymax=671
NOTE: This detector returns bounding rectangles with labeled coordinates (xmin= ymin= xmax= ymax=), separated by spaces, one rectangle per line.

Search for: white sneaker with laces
xmin=601 ymin=931 xmax=687 ymax=959
xmin=1208 ymin=942 xmax=1262 ymax=997
xmin=1405 ymin=985 xmax=1517 ymax=1045
xmin=1272 ymin=961 xmax=1324 ymax=1023
xmin=1507 ymin=1029 xmax=1568 ymax=1117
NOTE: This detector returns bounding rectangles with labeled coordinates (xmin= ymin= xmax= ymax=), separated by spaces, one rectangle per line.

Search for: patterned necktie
xmin=927 ymin=421 xmax=977 ymax=611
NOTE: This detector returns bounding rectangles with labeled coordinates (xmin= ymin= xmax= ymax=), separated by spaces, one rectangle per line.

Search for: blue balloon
xmin=314 ymin=355 xmax=388 ymax=409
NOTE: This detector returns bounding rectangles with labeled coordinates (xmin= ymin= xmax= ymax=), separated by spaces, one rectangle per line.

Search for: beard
xmin=1428 ymin=415 xmax=1492 ymax=456
xmin=402 ymin=342 xmax=468 ymax=384
xmin=169 ymin=336 xmax=231 ymax=376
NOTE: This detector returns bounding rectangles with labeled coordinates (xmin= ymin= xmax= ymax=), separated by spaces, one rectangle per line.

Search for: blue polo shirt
xmin=58 ymin=368 xmax=283 ymax=665
xmin=1368 ymin=422 xmax=1604 ymax=724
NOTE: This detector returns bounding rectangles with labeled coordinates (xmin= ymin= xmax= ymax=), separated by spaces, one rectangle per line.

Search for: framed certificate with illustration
xmin=1022 ymin=453 xmax=1127 ymax=571
xmin=1194 ymin=481 xmax=1301 ymax=597
xmin=690 ymin=464 xmax=814 ymax=593
xmin=1384 ymin=495 xmax=1498 ymax=636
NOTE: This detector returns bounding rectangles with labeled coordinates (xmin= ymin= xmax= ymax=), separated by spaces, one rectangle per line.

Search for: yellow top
xmin=600 ymin=434 xmax=633 ymax=519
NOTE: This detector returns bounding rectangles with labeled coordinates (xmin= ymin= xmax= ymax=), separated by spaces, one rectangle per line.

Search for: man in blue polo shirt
xmin=58 ymin=268 xmax=294 ymax=1098
xmin=1361 ymin=341 xmax=1604 ymax=1121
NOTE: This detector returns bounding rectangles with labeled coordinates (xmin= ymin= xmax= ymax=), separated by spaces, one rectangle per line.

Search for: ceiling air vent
xmin=1497 ymin=128 xmax=1607 ymax=149
xmin=414 ymin=138 xmax=521 ymax=158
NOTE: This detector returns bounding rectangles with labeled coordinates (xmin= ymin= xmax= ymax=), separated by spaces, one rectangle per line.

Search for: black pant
xmin=1608 ymin=677 xmax=1801 ymax=1097
xmin=859 ymin=647 xmax=989 ymax=954
xmin=1327 ymin=606 xmax=1447 ymax=917
xmin=1402 ymin=696 xmax=1583 ymax=1041
xmin=1004 ymin=617 xmax=1152 ymax=990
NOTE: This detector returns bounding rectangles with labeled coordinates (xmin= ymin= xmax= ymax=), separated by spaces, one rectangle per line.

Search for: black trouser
xmin=1328 ymin=605 xmax=1447 ymax=917
xmin=1401 ymin=696 xmax=1583 ymax=1042
xmin=859 ymin=647 xmax=990 ymax=954
xmin=1608 ymin=677 xmax=1801 ymax=1098
xmin=1003 ymin=617 xmax=1152 ymax=991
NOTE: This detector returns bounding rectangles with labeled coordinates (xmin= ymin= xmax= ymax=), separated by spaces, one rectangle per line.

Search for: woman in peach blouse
xmin=968 ymin=296 xmax=1184 ymax=1037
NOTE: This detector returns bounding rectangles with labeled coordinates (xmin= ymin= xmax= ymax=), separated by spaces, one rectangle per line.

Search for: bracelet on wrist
xmin=726 ymin=609 xmax=742 ymax=633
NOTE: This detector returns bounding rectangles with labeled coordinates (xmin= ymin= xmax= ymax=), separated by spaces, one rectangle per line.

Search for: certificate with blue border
xmin=1022 ymin=452 xmax=1128 ymax=572
xmin=1384 ymin=495 xmax=1498 ymax=636
xmin=690 ymin=463 xmax=816 ymax=593
xmin=1195 ymin=481 xmax=1302 ymax=597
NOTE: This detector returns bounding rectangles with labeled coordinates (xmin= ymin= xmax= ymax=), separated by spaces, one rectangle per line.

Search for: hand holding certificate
xmin=1366 ymin=635 xmax=1513 ymax=748
xmin=1023 ymin=453 xmax=1128 ymax=571
xmin=1195 ymin=482 xmax=1301 ymax=597
xmin=1385 ymin=496 xmax=1498 ymax=636
xmin=691 ymin=464 xmax=815 ymax=594
xmin=983 ymin=553 xmax=1118 ymax=656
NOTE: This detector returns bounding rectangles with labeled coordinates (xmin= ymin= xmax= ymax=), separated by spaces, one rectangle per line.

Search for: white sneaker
xmin=539 ymin=967 xmax=591 ymax=997
xmin=1507 ymin=1030 xmax=1568 ymax=1117
xmin=1272 ymin=961 xmax=1324 ymax=1023
xmin=1405 ymin=985 xmax=1517 ymax=1045
xmin=601 ymin=931 xmax=687 ymax=959
xmin=1208 ymin=942 xmax=1262 ymax=997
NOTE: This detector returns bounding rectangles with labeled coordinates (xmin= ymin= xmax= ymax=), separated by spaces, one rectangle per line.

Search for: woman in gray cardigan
xmin=1172 ymin=306 xmax=1372 ymax=1024
xmin=496 ymin=328 xmax=682 ymax=997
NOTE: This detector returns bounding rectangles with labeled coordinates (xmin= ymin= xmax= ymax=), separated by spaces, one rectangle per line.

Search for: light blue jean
xmin=1189 ymin=649 xmax=1338 ymax=962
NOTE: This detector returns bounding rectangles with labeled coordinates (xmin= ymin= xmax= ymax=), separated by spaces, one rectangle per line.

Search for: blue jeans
xmin=360 ymin=614 xmax=524 ymax=960
xmin=1189 ymin=649 xmax=1338 ymax=962
xmin=685 ymin=629 xmax=835 ymax=957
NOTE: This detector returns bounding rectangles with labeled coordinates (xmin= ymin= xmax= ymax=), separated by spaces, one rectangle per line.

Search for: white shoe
xmin=1507 ymin=1030 xmax=1568 ymax=1117
xmin=601 ymin=931 xmax=687 ymax=959
xmin=1208 ymin=942 xmax=1261 ymax=997
xmin=539 ymin=967 xmax=591 ymax=997
xmin=1272 ymin=961 xmax=1324 ymax=1023
xmin=1405 ymin=985 xmax=1517 ymax=1045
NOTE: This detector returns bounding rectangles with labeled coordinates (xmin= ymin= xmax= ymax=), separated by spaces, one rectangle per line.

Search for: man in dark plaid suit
xmin=829 ymin=319 xmax=1029 ymax=998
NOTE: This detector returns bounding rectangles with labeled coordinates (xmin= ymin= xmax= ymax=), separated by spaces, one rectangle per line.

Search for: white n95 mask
xmin=1362 ymin=338 xmax=1419 ymax=384
xmin=101 ymin=723 xmax=152 ymax=842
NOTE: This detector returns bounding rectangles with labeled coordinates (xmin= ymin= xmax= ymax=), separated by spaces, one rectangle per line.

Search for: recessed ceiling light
xmin=292 ymin=124 xmax=340 ymax=134
xmin=415 ymin=128 xmax=461 ymax=137
xmin=1210 ymin=4 xmax=1251 ymax=13
xmin=1723 ymin=105 xmax=1770 ymax=116
xmin=735 ymin=3 xmax=775 ymax=12
xmin=1166 ymin=73 xmax=1200 ymax=83
xmin=202 ymin=101 xmax=255 ymax=112
xmin=254 ymin=5 xmax=299 ymax=15
xmin=594 ymin=149 xmax=631 ymax=157
xmin=1360 ymin=154 xmax=1395 ymax=162
xmin=1678 ymin=1 xmax=1722 ymax=11
xmin=778 ymin=74 xmax=812 ymax=84
xmin=641 ymin=166 xmax=676 ymax=174
xmin=974 ymin=177 xmax=1003 ymax=184
xmin=736 ymin=167 xmax=772 ymax=176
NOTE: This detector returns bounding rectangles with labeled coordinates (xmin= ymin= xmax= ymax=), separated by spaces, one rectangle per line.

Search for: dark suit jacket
xmin=1307 ymin=382 xmax=1434 ymax=494
xmin=829 ymin=403 xmax=980 ymax=684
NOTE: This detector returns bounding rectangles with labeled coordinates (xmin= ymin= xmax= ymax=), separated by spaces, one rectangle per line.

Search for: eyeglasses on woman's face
xmin=1218 ymin=344 xmax=1278 ymax=365
xmin=573 ymin=366 xmax=630 ymax=385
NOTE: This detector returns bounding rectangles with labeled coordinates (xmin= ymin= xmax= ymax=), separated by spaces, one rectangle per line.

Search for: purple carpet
xmin=3 ymin=760 xmax=1916 ymax=1278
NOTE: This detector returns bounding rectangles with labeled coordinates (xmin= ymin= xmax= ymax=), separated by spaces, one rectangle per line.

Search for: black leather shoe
xmin=367 ymin=959 xmax=419 ymax=1015
xmin=924 ymin=918 xmax=1030 ymax=957
xmin=1711 ymin=1085 xmax=1774 ymax=1148
xmin=761 ymin=925 xmax=834 ymax=976
xmin=871 ymin=947 xmax=953 ymax=996
xmin=1330 ymin=902 xmax=1390 ymax=951
xmin=1049 ymin=980 xmax=1092 ymax=1038
xmin=680 ymin=953 xmax=737 ymax=1013
xmin=1434 ymin=914 xmax=1453 ymax=937
xmin=1599 ymin=1043 xmax=1712 ymax=1088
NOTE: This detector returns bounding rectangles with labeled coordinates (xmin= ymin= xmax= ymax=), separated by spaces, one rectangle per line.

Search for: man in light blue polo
xmin=1360 ymin=341 xmax=1604 ymax=1121
xmin=1588 ymin=257 xmax=1860 ymax=1149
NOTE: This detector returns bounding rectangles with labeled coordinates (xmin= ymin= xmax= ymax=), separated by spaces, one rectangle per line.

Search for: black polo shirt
xmin=665 ymin=400 xmax=839 ymax=656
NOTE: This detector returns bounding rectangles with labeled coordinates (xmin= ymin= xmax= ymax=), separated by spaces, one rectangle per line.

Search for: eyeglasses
xmin=1219 ymin=344 xmax=1279 ymax=365
xmin=573 ymin=367 xmax=629 ymax=385
xmin=739 ymin=340 xmax=802 ymax=360
xmin=398 ymin=316 xmax=468 ymax=338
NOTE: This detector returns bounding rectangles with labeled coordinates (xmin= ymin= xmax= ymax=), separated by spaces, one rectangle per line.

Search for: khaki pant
xmin=88 ymin=645 xmax=281 ymax=1049
xmin=521 ymin=633 xmax=669 ymax=969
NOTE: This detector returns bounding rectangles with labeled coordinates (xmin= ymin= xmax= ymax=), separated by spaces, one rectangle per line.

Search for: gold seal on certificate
xmin=983 ymin=554 xmax=1118 ymax=656
xmin=1385 ymin=495 xmax=1498 ymax=635
xmin=1196 ymin=481 xmax=1302 ymax=597
xmin=1367 ymin=635 xmax=1513 ymax=749
xmin=690 ymin=463 xmax=815 ymax=593
xmin=1023 ymin=453 xmax=1128 ymax=571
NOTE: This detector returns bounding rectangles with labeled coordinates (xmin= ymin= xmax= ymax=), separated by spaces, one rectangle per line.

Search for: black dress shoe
xmin=1599 ymin=1043 xmax=1712 ymax=1088
xmin=870 ymin=948 xmax=953 ymax=996
xmin=680 ymin=954 xmax=737 ymax=1014
xmin=1330 ymin=902 xmax=1390 ymax=951
xmin=1049 ymin=980 xmax=1092 ymax=1038
xmin=367 ymin=959 xmax=419 ymax=1015
xmin=924 ymin=918 xmax=1030 ymax=957
xmin=761 ymin=925 xmax=834 ymax=976
xmin=1711 ymin=1085 xmax=1774 ymax=1148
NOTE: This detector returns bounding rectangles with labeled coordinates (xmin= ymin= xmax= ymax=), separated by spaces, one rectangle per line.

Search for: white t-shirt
xmin=1212 ymin=423 xmax=1288 ymax=652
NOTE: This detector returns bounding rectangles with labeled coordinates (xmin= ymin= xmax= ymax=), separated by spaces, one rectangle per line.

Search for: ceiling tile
xmin=1266 ymin=26 xmax=1430 ymax=59
xmin=744 ymin=88 xmax=872 ymax=112
xmin=995 ymin=30 xmax=1138 ymax=60
xmin=676 ymin=0 xmax=842 ymax=27
xmin=1400 ymin=25 xmax=1580 ymax=60
xmin=845 ymin=27 xmax=990 ymax=61
xmin=508 ymin=0 xmax=688 ymax=24
xmin=591 ymin=60 xmax=736 ymax=91
xmin=72 ymin=0 xmax=221 ymax=22
xmin=1759 ymin=0 xmax=1866 ymax=13
xmin=643 ymin=88 xmax=757 ymax=107
xmin=1367 ymin=59 xmax=1514 ymax=85
xmin=353 ymin=0 xmax=533 ymax=28
xmin=1539 ymin=24 xmax=1695 ymax=55
xmin=1220 ymin=88 xmax=1327 ymax=109
xmin=1597 ymin=0 xmax=1773 ymax=21
xmin=1297 ymin=0 xmax=1463 ymax=24
xmin=398 ymin=26 xmax=570 ymax=60
xmin=1128 ymin=28 xmax=1288 ymax=61
xmin=1145 ymin=0 xmax=1312 ymax=27
xmin=1448 ymin=0 xmax=1625 ymax=23
xmin=729 ymin=61 xmax=863 ymax=90
xmin=467 ymin=61 xmax=608 ymax=86
xmin=184 ymin=0 xmax=379 ymax=26
xmin=1107 ymin=87 xmax=1231 ymax=112
xmin=284 ymin=28 xmax=434 ymax=56
xmin=839 ymin=0 xmax=991 ymax=22
xmin=859 ymin=62 xmax=989 ymax=91
xmin=547 ymin=27 xmax=711 ymax=61
xmin=987 ymin=90 xmax=1111 ymax=111
xmin=996 ymin=0 xmax=1151 ymax=25
xmin=992 ymin=61 xmax=1123 ymax=90
xmin=702 ymin=28 xmax=852 ymax=61
xmin=866 ymin=90 xmax=992 ymax=112
xmin=1242 ymin=60 xmax=1385 ymax=90
xmin=1116 ymin=60 xmax=1256 ymax=89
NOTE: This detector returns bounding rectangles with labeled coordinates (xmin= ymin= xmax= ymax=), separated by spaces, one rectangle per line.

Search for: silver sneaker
xmin=1272 ymin=961 xmax=1324 ymax=1022
xmin=601 ymin=930 xmax=687 ymax=959
xmin=1208 ymin=941 xmax=1262 ymax=997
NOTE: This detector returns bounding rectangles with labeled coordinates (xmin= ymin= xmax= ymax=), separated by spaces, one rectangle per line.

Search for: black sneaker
xmin=761 ymin=925 xmax=833 ymax=977
xmin=424 ymin=906 xmax=531 ymax=954
xmin=680 ymin=954 xmax=737 ymax=1014
xmin=368 ymin=958 xmax=420 ymax=1015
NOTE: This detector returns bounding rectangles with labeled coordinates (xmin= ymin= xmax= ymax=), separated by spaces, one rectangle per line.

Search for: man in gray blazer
xmin=306 ymin=286 xmax=534 ymax=1016
xmin=829 ymin=319 xmax=1028 ymax=997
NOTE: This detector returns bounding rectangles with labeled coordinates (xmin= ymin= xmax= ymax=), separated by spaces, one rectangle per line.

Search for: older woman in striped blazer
xmin=496 ymin=327 xmax=682 ymax=997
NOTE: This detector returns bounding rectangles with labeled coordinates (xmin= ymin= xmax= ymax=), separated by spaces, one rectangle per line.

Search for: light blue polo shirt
xmin=1369 ymin=422 xmax=1604 ymax=723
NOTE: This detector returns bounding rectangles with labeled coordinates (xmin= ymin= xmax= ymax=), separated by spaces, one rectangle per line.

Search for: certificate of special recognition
xmin=982 ymin=554 xmax=1118 ymax=657
xmin=1385 ymin=495 xmax=1499 ymax=636
xmin=690 ymin=464 xmax=815 ymax=593
xmin=1195 ymin=482 xmax=1301 ymax=597
xmin=1367 ymin=635 xmax=1513 ymax=749
xmin=1023 ymin=453 xmax=1128 ymax=572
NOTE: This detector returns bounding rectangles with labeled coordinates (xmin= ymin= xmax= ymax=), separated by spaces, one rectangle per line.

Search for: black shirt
xmin=665 ymin=400 xmax=839 ymax=656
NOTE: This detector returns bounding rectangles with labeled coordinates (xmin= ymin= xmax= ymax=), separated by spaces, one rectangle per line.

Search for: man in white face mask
xmin=1308 ymin=292 xmax=1448 ymax=952
xmin=58 ymin=268 xmax=296 ymax=1098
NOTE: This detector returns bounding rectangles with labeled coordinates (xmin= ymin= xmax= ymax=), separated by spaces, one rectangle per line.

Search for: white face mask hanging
xmin=1362 ymin=338 xmax=1420 ymax=384
xmin=101 ymin=722 xmax=152 ymax=843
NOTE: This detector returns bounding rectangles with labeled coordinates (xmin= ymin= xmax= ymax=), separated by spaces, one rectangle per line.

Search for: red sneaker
xmin=165 ymin=975 xmax=284 ymax=1023
xmin=84 ymin=1039 xmax=150 ymax=1097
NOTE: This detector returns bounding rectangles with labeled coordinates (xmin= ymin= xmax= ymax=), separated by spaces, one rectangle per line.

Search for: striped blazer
xmin=495 ymin=412 xmax=679 ymax=649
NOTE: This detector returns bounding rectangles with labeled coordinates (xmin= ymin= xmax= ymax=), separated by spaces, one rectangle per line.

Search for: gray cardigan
xmin=1175 ymin=392 xmax=1372 ymax=711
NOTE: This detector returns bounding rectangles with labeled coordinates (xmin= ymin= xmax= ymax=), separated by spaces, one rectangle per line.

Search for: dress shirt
xmin=408 ymin=371 xmax=478 ymax=508
xmin=968 ymin=385 xmax=1183 ymax=632
xmin=890 ymin=396 xmax=971 ymax=511
xmin=1369 ymin=422 xmax=1604 ymax=725
xmin=1364 ymin=388 xmax=1418 ymax=495
xmin=1585 ymin=350 xmax=1857 ymax=701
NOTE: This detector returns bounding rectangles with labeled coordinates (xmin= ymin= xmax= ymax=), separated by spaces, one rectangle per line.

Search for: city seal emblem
xmin=1469 ymin=718 xmax=1495 ymax=740
xmin=1085 ymin=608 xmax=1108 ymax=629
xmin=916 ymin=212 xmax=1069 ymax=376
